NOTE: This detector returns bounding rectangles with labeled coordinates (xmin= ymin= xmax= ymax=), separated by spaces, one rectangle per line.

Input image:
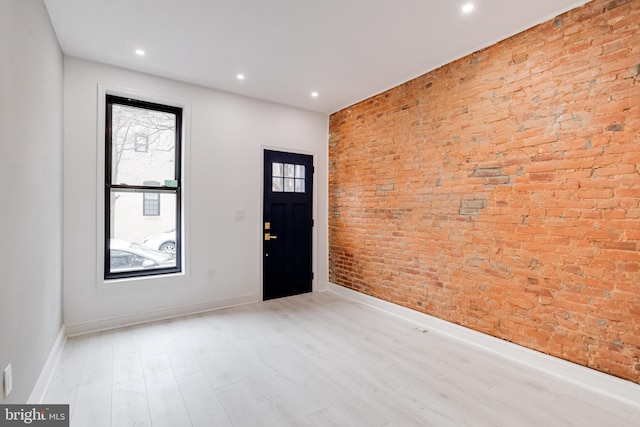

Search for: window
xmin=142 ymin=181 xmax=160 ymax=216
xmin=272 ymin=162 xmax=306 ymax=193
xmin=143 ymin=192 xmax=160 ymax=216
xmin=105 ymin=95 xmax=182 ymax=279
xmin=135 ymin=134 xmax=149 ymax=152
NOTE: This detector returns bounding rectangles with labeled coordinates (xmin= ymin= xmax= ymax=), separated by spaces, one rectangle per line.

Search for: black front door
xmin=263 ymin=150 xmax=313 ymax=300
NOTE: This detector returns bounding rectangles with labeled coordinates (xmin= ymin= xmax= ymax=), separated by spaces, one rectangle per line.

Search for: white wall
xmin=63 ymin=57 xmax=329 ymax=333
xmin=0 ymin=0 xmax=64 ymax=403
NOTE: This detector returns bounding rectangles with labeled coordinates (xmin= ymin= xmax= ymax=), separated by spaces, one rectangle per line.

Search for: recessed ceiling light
xmin=237 ymin=74 xmax=245 ymax=80
xmin=135 ymin=49 xmax=145 ymax=56
xmin=462 ymin=3 xmax=475 ymax=13
xmin=311 ymin=92 xmax=319 ymax=98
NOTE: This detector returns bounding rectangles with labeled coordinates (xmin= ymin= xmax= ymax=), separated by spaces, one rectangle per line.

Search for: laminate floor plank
xmin=112 ymin=325 xmax=143 ymax=356
xmin=306 ymin=406 xmax=357 ymax=427
xmin=141 ymin=349 xmax=192 ymax=427
xmin=309 ymin=354 xmax=438 ymax=427
xmin=111 ymin=352 xmax=152 ymax=427
xmin=259 ymin=393 xmax=313 ymax=427
xmin=159 ymin=319 xmax=202 ymax=378
xmin=175 ymin=371 xmax=232 ymax=427
xmin=215 ymin=382 xmax=276 ymax=427
xmin=45 ymin=292 xmax=639 ymax=427
xmin=44 ymin=334 xmax=88 ymax=417
xmin=70 ymin=331 xmax=113 ymax=427
xmin=256 ymin=344 xmax=332 ymax=416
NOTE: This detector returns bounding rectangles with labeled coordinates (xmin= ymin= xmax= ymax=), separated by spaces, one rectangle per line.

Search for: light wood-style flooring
xmin=45 ymin=292 xmax=640 ymax=426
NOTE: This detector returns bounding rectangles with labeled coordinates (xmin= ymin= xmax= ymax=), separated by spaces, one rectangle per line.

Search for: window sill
xmin=99 ymin=271 xmax=186 ymax=289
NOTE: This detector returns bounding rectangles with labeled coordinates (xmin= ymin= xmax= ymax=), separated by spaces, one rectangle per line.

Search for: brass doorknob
xmin=264 ymin=233 xmax=278 ymax=241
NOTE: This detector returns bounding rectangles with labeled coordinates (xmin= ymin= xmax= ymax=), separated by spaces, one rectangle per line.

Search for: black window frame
xmin=105 ymin=95 xmax=182 ymax=280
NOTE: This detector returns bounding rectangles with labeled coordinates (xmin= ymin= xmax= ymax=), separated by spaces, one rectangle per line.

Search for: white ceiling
xmin=44 ymin=0 xmax=589 ymax=114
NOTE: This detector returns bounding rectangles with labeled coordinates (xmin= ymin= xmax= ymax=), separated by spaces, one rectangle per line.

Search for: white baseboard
xmin=327 ymin=282 xmax=640 ymax=409
xmin=28 ymin=325 xmax=66 ymax=404
xmin=65 ymin=295 xmax=259 ymax=336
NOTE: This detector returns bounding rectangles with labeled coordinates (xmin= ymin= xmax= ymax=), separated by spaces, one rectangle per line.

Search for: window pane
xmin=111 ymin=104 xmax=176 ymax=185
xmin=295 ymin=179 xmax=305 ymax=193
xmin=272 ymin=162 xmax=283 ymax=177
xmin=284 ymin=163 xmax=295 ymax=178
xmin=108 ymin=189 xmax=176 ymax=274
xmin=272 ymin=177 xmax=283 ymax=192
xmin=295 ymin=164 xmax=305 ymax=178
xmin=284 ymin=178 xmax=295 ymax=192
xmin=135 ymin=134 xmax=149 ymax=152
xmin=143 ymin=192 xmax=160 ymax=216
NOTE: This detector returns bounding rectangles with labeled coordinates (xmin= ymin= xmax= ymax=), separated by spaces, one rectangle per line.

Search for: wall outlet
xmin=3 ymin=364 xmax=12 ymax=397
xmin=208 ymin=269 xmax=215 ymax=281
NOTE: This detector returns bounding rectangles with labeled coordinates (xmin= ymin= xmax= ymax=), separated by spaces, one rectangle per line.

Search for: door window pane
xmin=272 ymin=162 xmax=283 ymax=177
xmin=284 ymin=178 xmax=295 ymax=192
xmin=272 ymin=177 xmax=283 ymax=192
xmin=284 ymin=163 xmax=295 ymax=178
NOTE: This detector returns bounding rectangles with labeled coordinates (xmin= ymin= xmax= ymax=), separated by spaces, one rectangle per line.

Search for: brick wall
xmin=329 ymin=0 xmax=640 ymax=383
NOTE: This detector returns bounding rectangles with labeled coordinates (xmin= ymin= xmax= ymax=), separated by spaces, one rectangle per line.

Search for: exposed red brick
xmin=329 ymin=0 xmax=640 ymax=384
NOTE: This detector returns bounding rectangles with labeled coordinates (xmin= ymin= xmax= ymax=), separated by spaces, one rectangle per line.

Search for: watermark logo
xmin=0 ymin=405 xmax=68 ymax=426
